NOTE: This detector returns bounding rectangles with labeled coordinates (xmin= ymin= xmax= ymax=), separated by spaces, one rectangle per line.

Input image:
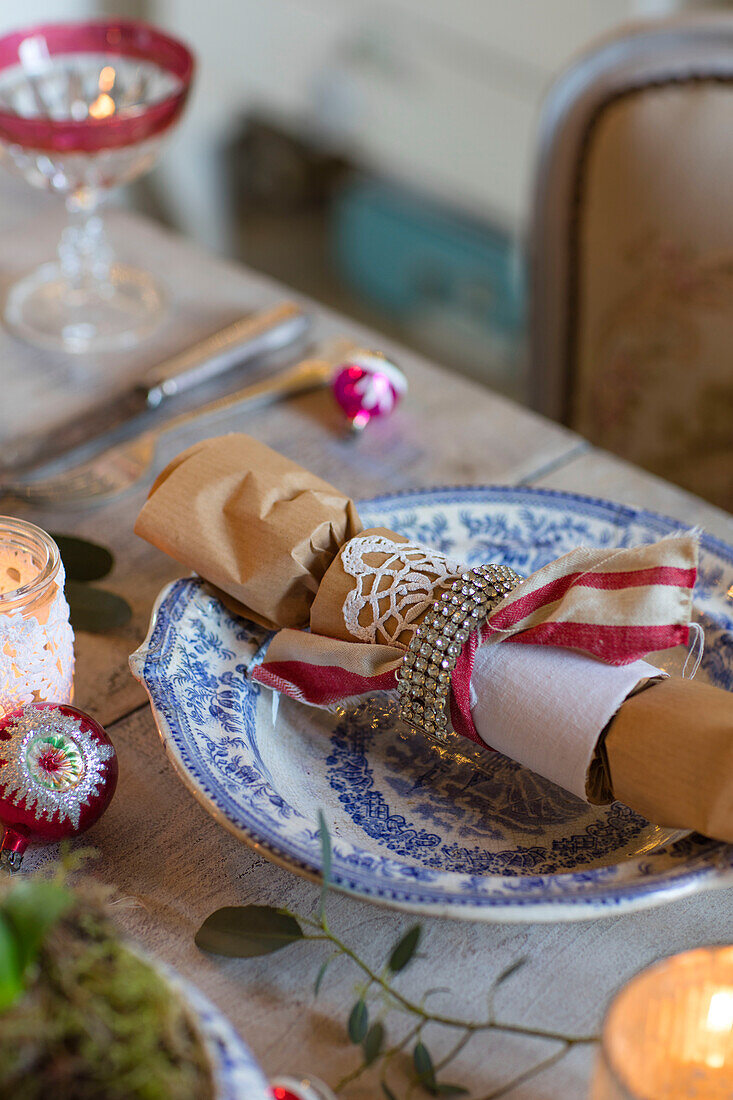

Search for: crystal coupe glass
xmin=0 ymin=20 xmax=193 ymax=352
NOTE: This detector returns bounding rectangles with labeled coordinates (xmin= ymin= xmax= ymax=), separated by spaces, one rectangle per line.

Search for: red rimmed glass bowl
xmin=0 ymin=20 xmax=194 ymax=353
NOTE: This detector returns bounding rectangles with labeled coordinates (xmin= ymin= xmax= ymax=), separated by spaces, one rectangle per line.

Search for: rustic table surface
xmin=3 ymin=178 xmax=732 ymax=1100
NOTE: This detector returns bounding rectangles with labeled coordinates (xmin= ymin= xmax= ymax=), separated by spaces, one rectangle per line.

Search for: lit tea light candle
xmin=0 ymin=517 xmax=74 ymax=717
xmin=592 ymin=946 xmax=733 ymax=1099
xmin=0 ymin=542 xmax=37 ymax=595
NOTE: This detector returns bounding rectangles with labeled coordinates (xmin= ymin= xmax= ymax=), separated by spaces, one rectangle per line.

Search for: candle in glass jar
xmin=0 ymin=518 xmax=74 ymax=717
xmin=592 ymin=946 xmax=733 ymax=1099
xmin=0 ymin=544 xmax=38 ymax=595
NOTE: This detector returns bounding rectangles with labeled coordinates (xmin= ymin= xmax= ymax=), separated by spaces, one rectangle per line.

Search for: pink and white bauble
xmin=331 ymin=351 xmax=407 ymax=430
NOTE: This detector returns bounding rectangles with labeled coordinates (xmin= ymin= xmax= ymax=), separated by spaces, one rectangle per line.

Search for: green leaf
xmin=314 ymin=957 xmax=331 ymax=997
xmin=413 ymin=1042 xmax=437 ymax=1092
xmin=388 ymin=925 xmax=421 ymax=973
xmin=195 ymin=906 xmax=304 ymax=957
xmin=363 ymin=1021 xmax=385 ymax=1066
xmin=51 ymin=535 xmax=114 ymax=582
xmin=348 ymin=998 xmax=368 ymax=1043
xmin=435 ymin=1086 xmax=469 ymax=1097
xmin=317 ymin=809 xmax=331 ymax=922
xmin=381 ymin=1083 xmax=398 ymax=1100
xmin=0 ymin=914 xmax=23 ymax=1012
xmin=3 ymin=881 xmax=72 ymax=974
xmin=65 ymin=582 xmax=132 ymax=633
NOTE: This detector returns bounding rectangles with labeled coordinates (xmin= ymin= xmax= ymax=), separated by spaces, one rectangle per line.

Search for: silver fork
xmin=1 ymin=354 xmax=339 ymax=509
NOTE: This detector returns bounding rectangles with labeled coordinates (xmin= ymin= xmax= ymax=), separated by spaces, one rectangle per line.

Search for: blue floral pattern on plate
xmin=159 ymin=964 xmax=270 ymax=1100
xmin=130 ymin=487 xmax=733 ymax=921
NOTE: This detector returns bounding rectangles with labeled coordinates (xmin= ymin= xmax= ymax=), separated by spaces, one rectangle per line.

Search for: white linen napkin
xmin=470 ymin=644 xmax=664 ymax=799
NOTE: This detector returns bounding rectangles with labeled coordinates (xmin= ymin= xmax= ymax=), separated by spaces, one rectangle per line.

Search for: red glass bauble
xmin=0 ymin=702 xmax=117 ymax=869
xmin=269 ymin=1079 xmax=335 ymax=1100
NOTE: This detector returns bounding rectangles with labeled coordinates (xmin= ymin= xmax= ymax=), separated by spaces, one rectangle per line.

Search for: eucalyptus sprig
xmin=196 ymin=813 xmax=597 ymax=1098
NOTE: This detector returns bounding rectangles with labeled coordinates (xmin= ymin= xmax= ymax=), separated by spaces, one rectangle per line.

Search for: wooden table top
xmin=3 ymin=178 xmax=732 ymax=1100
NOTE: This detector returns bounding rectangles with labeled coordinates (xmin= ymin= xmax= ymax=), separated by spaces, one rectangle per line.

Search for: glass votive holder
xmin=0 ymin=517 xmax=74 ymax=717
xmin=592 ymin=945 xmax=733 ymax=1099
xmin=269 ymin=1076 xmax=337 ymax=1100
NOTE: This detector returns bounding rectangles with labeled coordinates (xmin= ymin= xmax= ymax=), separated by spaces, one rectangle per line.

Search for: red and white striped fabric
xmin=253 ymin=533 xmax=697 ymax=741
xmin=449 ymin=535 xmax=696 ymax=742
xmin=479 ymin=538 xmax=696 ymax=660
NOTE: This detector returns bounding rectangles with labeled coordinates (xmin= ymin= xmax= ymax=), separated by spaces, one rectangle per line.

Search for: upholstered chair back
xmin=531 ymin=17 xmax=733 ymax=509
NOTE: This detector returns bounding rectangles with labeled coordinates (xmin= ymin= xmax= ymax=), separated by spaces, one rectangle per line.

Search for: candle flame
xmin=703 ymin=989 xmax=733 ymax=1069
xmin=89 ymin=92 xmax=115 ymax=120
xmin=98 ymin=65 xmax=116 ymax=92
xmin=707 ymin=990 xmax=733 ymax=1032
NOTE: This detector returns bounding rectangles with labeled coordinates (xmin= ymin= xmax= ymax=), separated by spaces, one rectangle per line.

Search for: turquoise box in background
xmin=331 ymin=177 xmax=525 ymax=349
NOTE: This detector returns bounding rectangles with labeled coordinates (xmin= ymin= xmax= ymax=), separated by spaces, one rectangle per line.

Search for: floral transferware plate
xmin=164 ymin=967 xmax=270 ymax=1100
xmin=130 ymin=487 xmax=733 ymax=922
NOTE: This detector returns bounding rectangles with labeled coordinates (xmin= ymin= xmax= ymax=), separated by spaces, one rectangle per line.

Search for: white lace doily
xmin=341 ymin=534 xmax=467 ymax=645
xmin=0 ymin=564 xmax=75 ymax=718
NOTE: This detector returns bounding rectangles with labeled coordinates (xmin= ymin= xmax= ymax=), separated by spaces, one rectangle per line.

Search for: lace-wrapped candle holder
xmin=0 ymin=518 xmax=74 ymax=717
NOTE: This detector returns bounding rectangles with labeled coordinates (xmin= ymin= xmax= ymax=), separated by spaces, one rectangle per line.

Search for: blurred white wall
xmin=0 ymin=1 xmax=701 ymax=254
xmin=150 ymin=0 xmax=697 ymax=253
xmin=0 ymin=1 xmax=96 ymax=30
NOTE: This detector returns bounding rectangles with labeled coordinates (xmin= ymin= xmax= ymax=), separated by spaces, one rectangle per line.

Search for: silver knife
xmin=2 ymin=301 xmax=310 ymax=476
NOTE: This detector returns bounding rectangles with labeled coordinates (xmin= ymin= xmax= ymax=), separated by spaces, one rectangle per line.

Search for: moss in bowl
xmin=0 ymin=870 xmax=214 ymax=1100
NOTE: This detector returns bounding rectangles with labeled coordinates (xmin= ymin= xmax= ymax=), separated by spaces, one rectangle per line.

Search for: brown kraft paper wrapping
xmin=136 ymin=433 xmax=733 ymax=842
xmin=603 ymin=677 xmax=733 ymax=841
xmin=135 ymin=434 xmax=362 ymax=630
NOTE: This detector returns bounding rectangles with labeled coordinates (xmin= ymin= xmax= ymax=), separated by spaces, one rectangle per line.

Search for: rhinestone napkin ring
xmin=397 ymin=564 xmax=523 ymax=741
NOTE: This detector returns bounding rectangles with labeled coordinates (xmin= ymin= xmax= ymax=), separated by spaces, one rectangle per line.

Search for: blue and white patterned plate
xmin=130 ymin=487 xmax=733 ymax=921
xmin=162 ymin=966 xmax=270 ymax=1100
